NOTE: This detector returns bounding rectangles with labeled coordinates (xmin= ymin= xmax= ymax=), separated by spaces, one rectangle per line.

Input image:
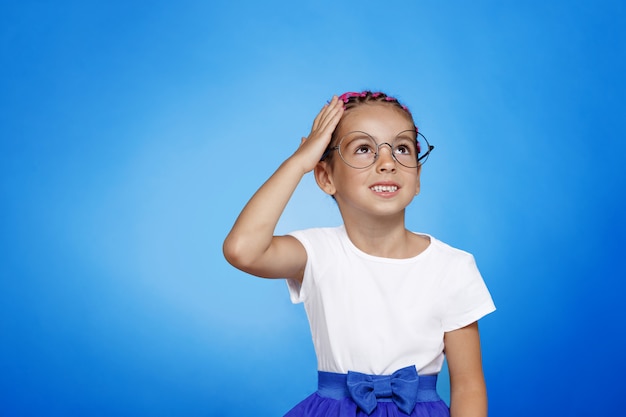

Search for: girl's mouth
xmin=370 ymin=185 xmax=398 ymax=193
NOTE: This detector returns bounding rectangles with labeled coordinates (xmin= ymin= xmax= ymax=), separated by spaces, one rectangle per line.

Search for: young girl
xmin=223 ymin=91 xmax=495 ymax=417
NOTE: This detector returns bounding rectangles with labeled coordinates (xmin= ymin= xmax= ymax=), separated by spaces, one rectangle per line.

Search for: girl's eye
xmin=394 ymin=144 xmax=414 ymax=155
xmin=355 ymin=145 xmax=373 ymax=154
xmin=395 ymin=145 xmax=409 ymax=154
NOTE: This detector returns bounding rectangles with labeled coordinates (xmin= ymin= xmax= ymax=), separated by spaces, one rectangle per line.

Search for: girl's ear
xmin=314 ymin=161 xmax=337 ymax=196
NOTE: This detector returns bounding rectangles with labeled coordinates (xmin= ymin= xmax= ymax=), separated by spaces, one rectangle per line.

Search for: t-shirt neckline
xmin=338 ymin=225 xmax=433 ymax=264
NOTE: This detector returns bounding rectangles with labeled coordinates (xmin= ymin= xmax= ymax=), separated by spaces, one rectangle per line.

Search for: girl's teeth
xmin=371 ymin=185 xmax=398 ymax=192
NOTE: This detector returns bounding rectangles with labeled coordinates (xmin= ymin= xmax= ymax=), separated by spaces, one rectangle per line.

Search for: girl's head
xmin=315 ymin=91 xmax=431 ymax=212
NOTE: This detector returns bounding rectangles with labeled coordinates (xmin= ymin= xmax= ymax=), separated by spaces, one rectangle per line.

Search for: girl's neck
xmin=342 ymin=215 xmax=428 ymax=259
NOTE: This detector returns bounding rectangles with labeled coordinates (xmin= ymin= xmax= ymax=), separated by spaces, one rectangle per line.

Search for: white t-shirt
xmin=287 ymin=226 xmax=495 ymax=376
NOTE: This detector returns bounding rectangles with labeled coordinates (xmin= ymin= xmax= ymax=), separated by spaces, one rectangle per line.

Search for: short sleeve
xmin=285 ymin=230 xmax=313 ymax=304
xmin=286 ymin=278 xmax=303 ymax=304
xmin=441 ymin=253 xmax=495 ymax=332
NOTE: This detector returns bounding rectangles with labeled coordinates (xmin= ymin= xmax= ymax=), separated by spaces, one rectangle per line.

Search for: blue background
xmin=1 ymin=1 xmax=625 ymax=416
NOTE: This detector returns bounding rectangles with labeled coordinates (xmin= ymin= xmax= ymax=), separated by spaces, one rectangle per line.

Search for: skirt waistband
xmin=317 ymin=369 xmax=441 ymax=403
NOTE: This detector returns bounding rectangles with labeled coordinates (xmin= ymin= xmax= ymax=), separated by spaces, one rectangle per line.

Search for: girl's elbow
xmin=222 ymin=235 xmax=246 ymax=268
xmin=223 ymin=235 xmax=259 ymax=271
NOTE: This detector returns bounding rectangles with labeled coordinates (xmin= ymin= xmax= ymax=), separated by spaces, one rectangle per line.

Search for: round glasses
xmin=321 ymin=130 xmax=434 ymax=169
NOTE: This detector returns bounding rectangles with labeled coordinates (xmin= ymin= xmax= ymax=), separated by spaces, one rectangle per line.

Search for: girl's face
xmin=315 ymin=103 xmax=421 ymax=221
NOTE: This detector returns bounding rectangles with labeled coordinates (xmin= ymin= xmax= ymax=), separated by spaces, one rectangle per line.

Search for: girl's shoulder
xmin=287 ymin=225 xmax=346 ymax=250
xmin=411 ymin=232 xmax=477 ymax=263
xmin=289 ymin=225 xmax=345 ymax=238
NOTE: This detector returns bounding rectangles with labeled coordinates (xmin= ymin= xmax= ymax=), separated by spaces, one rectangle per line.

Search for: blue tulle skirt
xmin=284 ymin=370 xmax=449 ymax=417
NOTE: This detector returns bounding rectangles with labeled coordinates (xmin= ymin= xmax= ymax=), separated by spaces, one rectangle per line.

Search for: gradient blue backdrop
xmin=1 ymin=1 xmax=625 ymax=416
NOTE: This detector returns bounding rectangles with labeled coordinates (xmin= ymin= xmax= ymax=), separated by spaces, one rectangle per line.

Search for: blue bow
xmin=346 ymin=366 xmax=419 ymax=415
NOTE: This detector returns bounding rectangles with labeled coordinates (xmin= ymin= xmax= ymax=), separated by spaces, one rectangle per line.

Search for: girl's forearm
xmin=449 ymin=384 xmax=488 ymax=417
xmin=223 ymin=155 xmax=307 ymax=268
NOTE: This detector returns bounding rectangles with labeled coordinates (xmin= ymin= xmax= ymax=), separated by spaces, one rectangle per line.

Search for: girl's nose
xmin=375 ymin=143 xmax=397 ymax=172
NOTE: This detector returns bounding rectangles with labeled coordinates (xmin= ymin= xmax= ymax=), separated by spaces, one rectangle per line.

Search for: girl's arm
xmin=223 ymin=97 xmax=344 ymax=281
xmin=444 ymin=322 xmax=488 ymax=417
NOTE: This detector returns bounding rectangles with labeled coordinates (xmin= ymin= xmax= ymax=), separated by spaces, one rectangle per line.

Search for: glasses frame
xmin=320 ymin=130 xmax=434 ymax=169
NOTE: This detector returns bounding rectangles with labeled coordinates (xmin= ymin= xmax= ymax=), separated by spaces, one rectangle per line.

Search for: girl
xmin=223 ymin=91 xmax=495 ymax=417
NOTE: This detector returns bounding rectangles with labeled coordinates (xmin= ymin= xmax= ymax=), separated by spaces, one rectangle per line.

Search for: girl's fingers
xmin=316 ymin=97 xmax=343 ymax=131
xmin=311 ymin=96 xmax=339 ymax=131
xmin=320 ymin=100 xmax=343 ymax=133
xmin=304 ymin=96 xmax=344 ymax=156
xmin=292 ymin=96 xmax=344 ymax=171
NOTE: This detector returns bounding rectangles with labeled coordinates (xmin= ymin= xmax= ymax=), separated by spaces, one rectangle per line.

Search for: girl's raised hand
xmin=292 ymin=96 xmax=344 ymax=172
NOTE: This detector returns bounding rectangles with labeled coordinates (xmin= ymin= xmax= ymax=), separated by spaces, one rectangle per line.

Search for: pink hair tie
xmin=335 ymin=91 xmax=414 ymax=117
xmin=338 ymin=92 xmax=362 ymax=103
